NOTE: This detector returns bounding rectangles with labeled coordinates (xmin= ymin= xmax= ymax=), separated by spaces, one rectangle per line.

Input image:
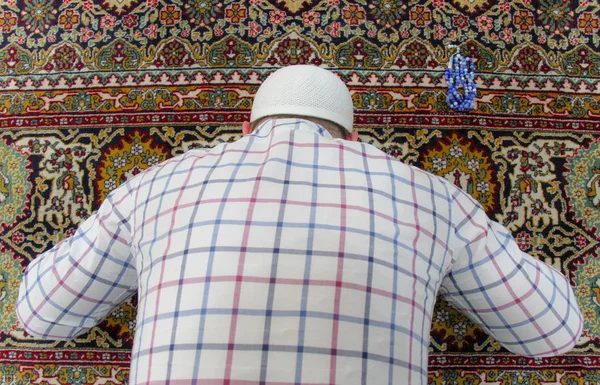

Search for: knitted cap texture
xmin=250 ymin=65 xmax=354 ymax=132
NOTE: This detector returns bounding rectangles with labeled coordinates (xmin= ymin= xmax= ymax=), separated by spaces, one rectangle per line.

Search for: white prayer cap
xmin=250 ymin=65 xmax=354 ymax=132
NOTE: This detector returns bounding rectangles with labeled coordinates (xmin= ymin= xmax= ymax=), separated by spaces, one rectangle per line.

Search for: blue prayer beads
xmin=445 ymin=50 xmax=476 ymax=112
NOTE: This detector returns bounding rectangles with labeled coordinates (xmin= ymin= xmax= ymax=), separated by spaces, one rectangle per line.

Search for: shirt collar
xmin=252 ymin=118 xmax=334 ymax=139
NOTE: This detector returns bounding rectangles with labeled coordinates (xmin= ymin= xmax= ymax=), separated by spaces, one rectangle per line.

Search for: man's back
xmin=128 ymin=118 xmax=454 ymax=384
xmin=17 ymin=118 xmax=582 ymax=385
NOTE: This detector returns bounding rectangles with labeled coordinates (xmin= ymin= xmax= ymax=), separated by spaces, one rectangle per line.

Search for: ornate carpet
xmin=1 ymin=0 xmax=600 ymax=383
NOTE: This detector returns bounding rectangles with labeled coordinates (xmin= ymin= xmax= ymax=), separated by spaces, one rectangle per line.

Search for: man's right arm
xmin=440 ymin=187 xmax=583 ymax=357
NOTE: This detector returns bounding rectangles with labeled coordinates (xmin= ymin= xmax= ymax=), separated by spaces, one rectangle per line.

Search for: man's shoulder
xmin=351 ymin=140 xmax=460 ymax=194
xmin=116 ymin=147 xmax=212 ymax=192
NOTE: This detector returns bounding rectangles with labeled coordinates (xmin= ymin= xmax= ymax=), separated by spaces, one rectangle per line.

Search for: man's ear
xmin=242 ymin=121 xmax=252 ymax=135
xmin=348 ymin=131 xmax=359 ymax=142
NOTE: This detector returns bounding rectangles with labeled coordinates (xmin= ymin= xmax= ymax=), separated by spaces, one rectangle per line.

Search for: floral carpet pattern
xmin=1 ymin=0 xmax=600 ymax=383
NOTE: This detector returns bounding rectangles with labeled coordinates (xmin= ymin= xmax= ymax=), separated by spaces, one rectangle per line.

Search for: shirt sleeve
xmin=16 ymin=182 xmax=138 ymax=341
xmin=440 ymin=187 xmax=583 ymax=357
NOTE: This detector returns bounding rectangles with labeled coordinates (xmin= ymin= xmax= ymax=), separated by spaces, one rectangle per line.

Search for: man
xmin=17 ymin=65 xmax=582 ymax=385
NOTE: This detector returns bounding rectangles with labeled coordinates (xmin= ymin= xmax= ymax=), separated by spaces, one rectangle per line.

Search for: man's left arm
xmin=16 ymin=183 xmax=138 ymax=341
xmin=440 ymin=187 xmax=583 ymax=357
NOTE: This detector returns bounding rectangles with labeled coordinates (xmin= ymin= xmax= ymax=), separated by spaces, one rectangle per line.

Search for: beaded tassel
xmin=445 ymin=47 xmax=476 ymax=112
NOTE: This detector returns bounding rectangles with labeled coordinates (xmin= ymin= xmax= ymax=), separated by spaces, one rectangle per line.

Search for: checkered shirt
xmin=17 ymin=118 xmax=582 ymax=385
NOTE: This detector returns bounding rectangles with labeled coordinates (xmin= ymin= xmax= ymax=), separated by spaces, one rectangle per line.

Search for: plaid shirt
xmin=18 ymin=118 xmax=582 ymax=385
